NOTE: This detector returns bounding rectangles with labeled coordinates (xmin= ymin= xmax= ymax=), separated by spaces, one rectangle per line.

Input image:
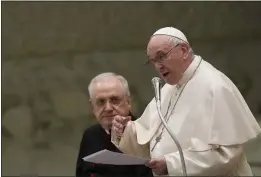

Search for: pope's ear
xmin=180 ymin=43 xmax=190 ymax=56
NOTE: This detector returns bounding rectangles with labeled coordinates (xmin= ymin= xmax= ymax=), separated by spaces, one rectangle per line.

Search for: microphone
xmin=151 ymin=77 xmax=187 ymax=176
xmin=151 ymin=77 xmax=162 ymax=108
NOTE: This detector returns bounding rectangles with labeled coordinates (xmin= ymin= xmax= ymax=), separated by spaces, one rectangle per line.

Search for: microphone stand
xmin=154 ymin=89 xmax=187 ymax=176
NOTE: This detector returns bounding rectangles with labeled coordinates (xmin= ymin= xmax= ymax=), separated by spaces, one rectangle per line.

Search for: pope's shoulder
xmin=198 ymin=60 xmax=238 ymax=93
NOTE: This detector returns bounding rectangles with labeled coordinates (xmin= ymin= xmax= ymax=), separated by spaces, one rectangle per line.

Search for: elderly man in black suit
xmin=76 ymin=72 xmax=152 ymax=177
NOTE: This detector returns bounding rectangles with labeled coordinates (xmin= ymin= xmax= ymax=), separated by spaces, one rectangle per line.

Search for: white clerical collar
xmin=177 ymin=55 xmax=202 ymax=86
xmin=104 ymin=128 xmax=110 ymax=135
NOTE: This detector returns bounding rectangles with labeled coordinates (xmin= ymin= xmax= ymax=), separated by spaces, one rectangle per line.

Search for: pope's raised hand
xmin=112 ymin=115 xmax=131 ymax=137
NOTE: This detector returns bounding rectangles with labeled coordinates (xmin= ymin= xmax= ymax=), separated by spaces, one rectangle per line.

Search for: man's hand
xmin=112 ymin=115 xmax=131 ymax=137
xmin=147 ymin=157 xmax=168 ymax=175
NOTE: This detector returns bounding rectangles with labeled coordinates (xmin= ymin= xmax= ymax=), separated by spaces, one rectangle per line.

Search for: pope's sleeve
xmin=164 ymin=140 xmax=245 ymax=176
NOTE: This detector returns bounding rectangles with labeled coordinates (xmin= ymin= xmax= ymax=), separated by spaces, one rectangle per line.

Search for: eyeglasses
xmin=93 ymin=96 xmax=123 ymax=108
xmin=146 ymin=43 xmax=180 ymax=65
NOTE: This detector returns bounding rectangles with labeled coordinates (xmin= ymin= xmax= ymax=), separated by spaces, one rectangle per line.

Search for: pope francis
xmin=111 ymin=27 xmax=261 ymax=176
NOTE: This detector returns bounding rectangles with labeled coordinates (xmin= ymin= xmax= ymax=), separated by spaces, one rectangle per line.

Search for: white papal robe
xmin=112 ymin=55 xmax=261 ymax=176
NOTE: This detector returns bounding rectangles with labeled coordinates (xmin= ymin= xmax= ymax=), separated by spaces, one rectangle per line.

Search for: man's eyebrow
xmin=146 ymin=48 xmax=166 ymax=60
xmin=95 ymin=97 xmax=104 ymax=100
xmin=155 ymin=50 xmax=166 ymax=57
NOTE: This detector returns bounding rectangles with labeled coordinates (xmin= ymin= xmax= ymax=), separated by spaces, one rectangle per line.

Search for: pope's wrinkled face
xmin=90 ymin=77 xmax=131 ymax=131
xmin=146 ymin=35 xmax=190 ymax=85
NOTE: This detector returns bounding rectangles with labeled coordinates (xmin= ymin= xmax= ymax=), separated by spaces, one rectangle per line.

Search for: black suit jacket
xmin=76 ymin=117 xmax=153 ymax=177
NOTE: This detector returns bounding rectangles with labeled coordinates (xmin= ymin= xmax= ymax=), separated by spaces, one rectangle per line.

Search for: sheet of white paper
xmin=83 ymin=149 xmax=149 ymax=165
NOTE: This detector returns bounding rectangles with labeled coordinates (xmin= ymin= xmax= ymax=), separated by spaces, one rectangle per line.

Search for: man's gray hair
xmin=170 ymin=37 xmax=194 ymax=56
xmin=88 ymin=72 xmax=130 ymax=99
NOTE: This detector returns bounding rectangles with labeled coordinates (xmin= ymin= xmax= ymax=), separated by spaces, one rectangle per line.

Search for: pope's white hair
xmin=170 ymin=37 xmax=194 ymax=56
xmin=88 ymin=72 xmax=130 ymax=99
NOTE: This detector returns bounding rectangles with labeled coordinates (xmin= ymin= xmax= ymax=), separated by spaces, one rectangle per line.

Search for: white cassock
xmin=112 ymin=55 xmax=261 ymax=176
